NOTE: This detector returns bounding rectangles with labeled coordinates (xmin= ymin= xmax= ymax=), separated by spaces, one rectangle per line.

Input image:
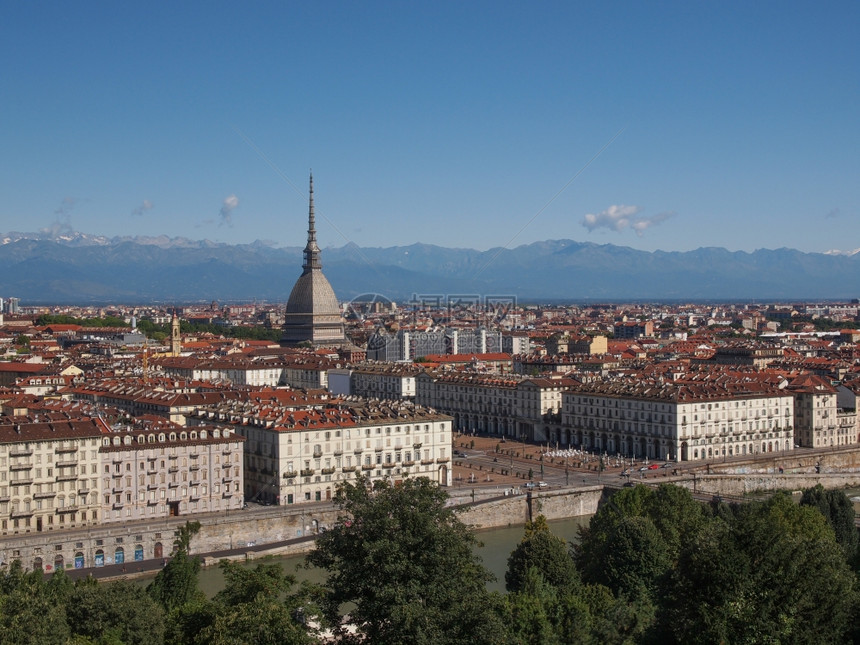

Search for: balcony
xmin=283 ymin=471 xmax=297 ymax=479
xmin=11 ymin=478 xmax=34 ymax=486
xmin=147 ymin=483 xmax=159 ymax=490
xmin=10 ymin=508 xmax=34 ymax=518
xmin=300 ymin=469 xmax=315 ymax=477
xmin=56 ymin=505 xmax=79 ymax=514
xmin=112 ymin=502 xmax=124 ymax=510
xmin=34 ymin=491 xmax=56 ymax=499
xmin=321 ymin=467 xmax=336 ymax=475
xmin=361 ymin=465 xmax=374 ymax=471
xmin=55 ymin=445 xmax=78 ymax=454
xmin=10 ymin=463 xmax=32 ymax=471
xmin=382 ymin=463 xmax=394 ymax=469
xmin=313 ymin=451 xmax=323 ymax=458
xmin=333 ymin=449 xmax=343 ymax=456
xmin=168 ymin=466 xmax=178 ymax=473
xmin=9 ymin=448 xmax=33 ymax=457
xmin=341 ymin=466 xmax=356 ymax=472
xmin=190 ymin=464 xmax=200 ymax=471
xmin=402 ymin=460 xmax=415 ymax=467
xmin=436 ymin=458 xmax=450 ymax=464
xmin=354 ymin=448 xmax=363 ymax=454
xmin=421 ymin=459 xmax=434 ymax=465
xmin=55 ymin=459 xmax=77 ymax=468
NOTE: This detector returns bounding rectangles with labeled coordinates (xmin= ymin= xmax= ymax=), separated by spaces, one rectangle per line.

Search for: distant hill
xmin=0 ymin=231 xmax=857 ymax=303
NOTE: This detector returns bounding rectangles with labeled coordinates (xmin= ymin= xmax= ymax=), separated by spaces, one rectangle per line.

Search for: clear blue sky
xmin=1 ymin=1 xmax=858 ymax=254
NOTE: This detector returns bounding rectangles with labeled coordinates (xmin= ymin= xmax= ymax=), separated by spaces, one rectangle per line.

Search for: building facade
xmin=561 ymin=380 xmax=795 ymax=462
xmin=98 ymin=425 xmax=245 ymax=524
xmin=187 ymin=397 xmax=452 ymax=505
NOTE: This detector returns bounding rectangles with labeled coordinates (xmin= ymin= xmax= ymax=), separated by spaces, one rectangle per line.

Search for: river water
xmin=189 ymin=516 xmax=591 ymax=596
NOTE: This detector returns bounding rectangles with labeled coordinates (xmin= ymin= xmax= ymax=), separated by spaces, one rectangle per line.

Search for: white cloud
xmin=219 ymin=194 xmax=239 ymax=225
xmin=582 ymin=204 xmax=642 ymax=232
xmin=131 ymin=199 xmax=154 ymax=216
xmin=582 ymin=205 xmax=675 ymax=236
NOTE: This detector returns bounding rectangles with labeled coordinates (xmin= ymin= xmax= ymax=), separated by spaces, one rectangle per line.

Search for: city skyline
xmin=2 ymin=1 xmax=858 ymax=255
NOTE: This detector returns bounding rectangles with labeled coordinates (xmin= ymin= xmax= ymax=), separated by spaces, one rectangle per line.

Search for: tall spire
xmin=302 ymin=171 xmax=321 ymax=272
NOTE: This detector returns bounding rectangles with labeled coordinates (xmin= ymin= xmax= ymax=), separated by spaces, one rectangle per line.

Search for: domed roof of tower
xmin=286 ymin=269 xmax=340 ymax=316
xmin=281 ymin=173 xmax=347 ymax=348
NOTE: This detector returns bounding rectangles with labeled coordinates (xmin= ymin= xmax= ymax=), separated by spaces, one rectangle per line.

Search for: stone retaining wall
xmin=673 ymin=473 xmax=860 ymax=497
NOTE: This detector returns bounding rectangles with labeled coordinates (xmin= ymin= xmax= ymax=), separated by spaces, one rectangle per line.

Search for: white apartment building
xmin=789 ymin=374 xmax=855 ymax=448
xmin=561 ymin=379 xmax=795 ymax=462
xmin=98 ymin=425 xmax=245 ymax=526
xmin=187 ymin=398 xmax=452 ymax=505
xmin=328 ymin=363 xmax=421 ymax=400
xmin=0 ymin=419 xmax=107 ymax=537
xmin=415 ymin=371 xmax=574 ymax=441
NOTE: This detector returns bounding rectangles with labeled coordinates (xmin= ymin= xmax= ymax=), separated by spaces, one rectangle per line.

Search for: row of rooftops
xmin=188 ymin=396 xmax=444 ymax=432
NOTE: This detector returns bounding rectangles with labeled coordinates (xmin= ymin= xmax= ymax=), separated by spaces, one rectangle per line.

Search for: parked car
xmin=647 ymin=464 xmax=660 ymax=470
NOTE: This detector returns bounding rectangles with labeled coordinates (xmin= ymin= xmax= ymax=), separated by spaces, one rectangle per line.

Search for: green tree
xmin=575 ymin=484 xmax=655 ymax=584
xmin=505 ymin=568 xmax=566 ymax=645
xmin=66 ymin=578 xmax=165 ymax=645
xmin=307 ymin=476 xmax=510 ymax=645
xmin=0 ymin=562 xmax=69 ymax=645
xmin=661 ymin=493 xmax=857 ymax=644
xmin=800 ymin=484 xmax=859 ymax=565
xmin=147 ymin=521 xmax=204 ymax=613
xmin=179 ymin=561 xmax=317 ymax=645
xmin=506 ymin=515 xmax=579 ymax=594
xmin=599 ymin=516 xmax=671 ymax=601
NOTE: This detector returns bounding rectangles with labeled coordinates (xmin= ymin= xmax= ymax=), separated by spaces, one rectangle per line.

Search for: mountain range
xmin=0 ymin=231 xmax=858 ymax=304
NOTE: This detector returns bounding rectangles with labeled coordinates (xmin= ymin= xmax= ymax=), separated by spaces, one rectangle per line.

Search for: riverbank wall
xmin=671 ymin=472 xmax=860 ymax=497
xmin=2 ymin=485 xmax=602 ymax=577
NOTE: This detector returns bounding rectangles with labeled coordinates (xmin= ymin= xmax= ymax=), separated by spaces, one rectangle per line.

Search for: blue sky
xmin=1 ymin=1 xmax=857 ymax=254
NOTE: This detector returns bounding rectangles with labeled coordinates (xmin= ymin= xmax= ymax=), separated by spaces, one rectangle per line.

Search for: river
xmin=183 ymin=516 xmax=591 ymax=596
